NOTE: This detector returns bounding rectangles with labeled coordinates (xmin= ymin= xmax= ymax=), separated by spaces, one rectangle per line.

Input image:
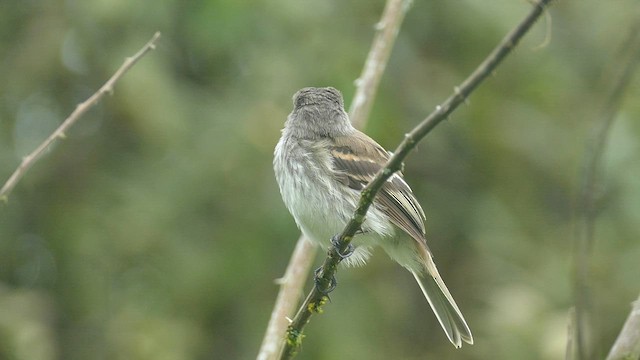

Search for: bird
xmin=273 ymin=86 xmax=473 ymax=348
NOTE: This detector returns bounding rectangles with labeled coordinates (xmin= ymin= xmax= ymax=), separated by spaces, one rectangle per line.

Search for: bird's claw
xmin=314 ymin=267 xmax=337 ymax=295
xmin=330 ymin=234 xmax=354 ymax=260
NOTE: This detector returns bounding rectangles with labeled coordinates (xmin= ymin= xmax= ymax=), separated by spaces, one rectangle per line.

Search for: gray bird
xmin=274 ymin=86 xmax=473 ymax=348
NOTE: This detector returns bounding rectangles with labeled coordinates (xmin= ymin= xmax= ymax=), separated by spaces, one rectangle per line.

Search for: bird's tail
xmin=411 ymin=256 xmax=473 ymax=348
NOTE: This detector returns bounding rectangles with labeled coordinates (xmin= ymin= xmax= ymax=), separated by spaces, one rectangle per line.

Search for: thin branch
xmin=279 ymin=0 xmax=554 ymax=358
xmin=566 ymin=308 xmax=577 ymax=360
xmin=257 ymin=2 xmax=410 ymax=359
xmin=348 ymin=0 xmax=411 ymax=128
xmin=606 ymin=294 xmax=640 ymax=360
xmin=572 ymin=19 xmax=640 ymax=360
xmin=0 ymin=31 xmax=162 ymax=202
xmin=257 ymin=235 xmax=316 ymax=360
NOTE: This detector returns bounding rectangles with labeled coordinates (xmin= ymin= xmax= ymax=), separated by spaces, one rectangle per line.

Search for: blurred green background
xmin=1 ymin=1 xmax=639 ymax=359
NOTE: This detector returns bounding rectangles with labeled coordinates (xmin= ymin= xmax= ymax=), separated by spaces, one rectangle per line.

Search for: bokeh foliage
xmin=1 ymin=1 xmax=639 ymax=359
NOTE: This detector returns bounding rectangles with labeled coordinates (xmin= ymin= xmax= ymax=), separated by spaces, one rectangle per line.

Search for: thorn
xmin=454 ymin=86 xmax=471 ymax=105
xmin=404 ymin=133 xmax=415 ymax=146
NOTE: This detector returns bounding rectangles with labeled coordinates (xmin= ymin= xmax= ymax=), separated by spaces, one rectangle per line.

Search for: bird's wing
xmin=330 ymin=131 xmax=426 ymax=243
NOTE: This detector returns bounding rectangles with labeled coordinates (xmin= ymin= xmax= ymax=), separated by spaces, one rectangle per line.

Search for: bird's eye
xmin=295 ymin=94 xmax=309 ymax=108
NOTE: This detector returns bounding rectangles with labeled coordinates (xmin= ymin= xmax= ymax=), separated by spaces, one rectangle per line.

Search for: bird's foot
xmin=314 ymin=267 xmax=337 ymax=295
xmin=330 ymin=234 xmax=354 ymax=260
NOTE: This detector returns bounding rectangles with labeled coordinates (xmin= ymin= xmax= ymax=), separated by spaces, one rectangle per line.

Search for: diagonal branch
xmin=348 ymin=0 xmax=411 ymax=128
xmin=573 ymin=17 xmax=640 ymax=360
xmin=0 ymin=31 xmax=162 ymax=202
xmin=279 ymin=0 xmax=555 ymax=358
xmin=256 ymin=2 xmax=411 ymax=359
xmin=606 ymin=293 xmax=640 ymax=360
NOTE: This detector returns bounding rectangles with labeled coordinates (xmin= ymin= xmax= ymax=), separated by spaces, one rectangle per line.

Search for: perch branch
xmin=257 ymin=1 xmax=410 ymax=359
xmin=279 ymin=0 xmax=555 ymax=358
xmin=0 ymin=31 xmax=161 ymax=202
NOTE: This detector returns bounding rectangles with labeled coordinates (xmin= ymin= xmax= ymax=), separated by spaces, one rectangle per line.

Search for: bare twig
xmin=348 ymin=0 xmax=411 ymax=128
xmin=572 ymin=19 xmax=640 ymax=360
xmin=257 ymin=235 xmax=316 ymax=360
xmin=280 ymin=0 xmax=554 ymax=358
xmin=566 ymin=308 xmax=577 ymax=360
xmin=257 ymin=2 xmax=410 ymax=359
xmin=0 ymin=31 xmax=162 ymax=202
xmin=606 ymin=294 xmax=640 ymax=360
